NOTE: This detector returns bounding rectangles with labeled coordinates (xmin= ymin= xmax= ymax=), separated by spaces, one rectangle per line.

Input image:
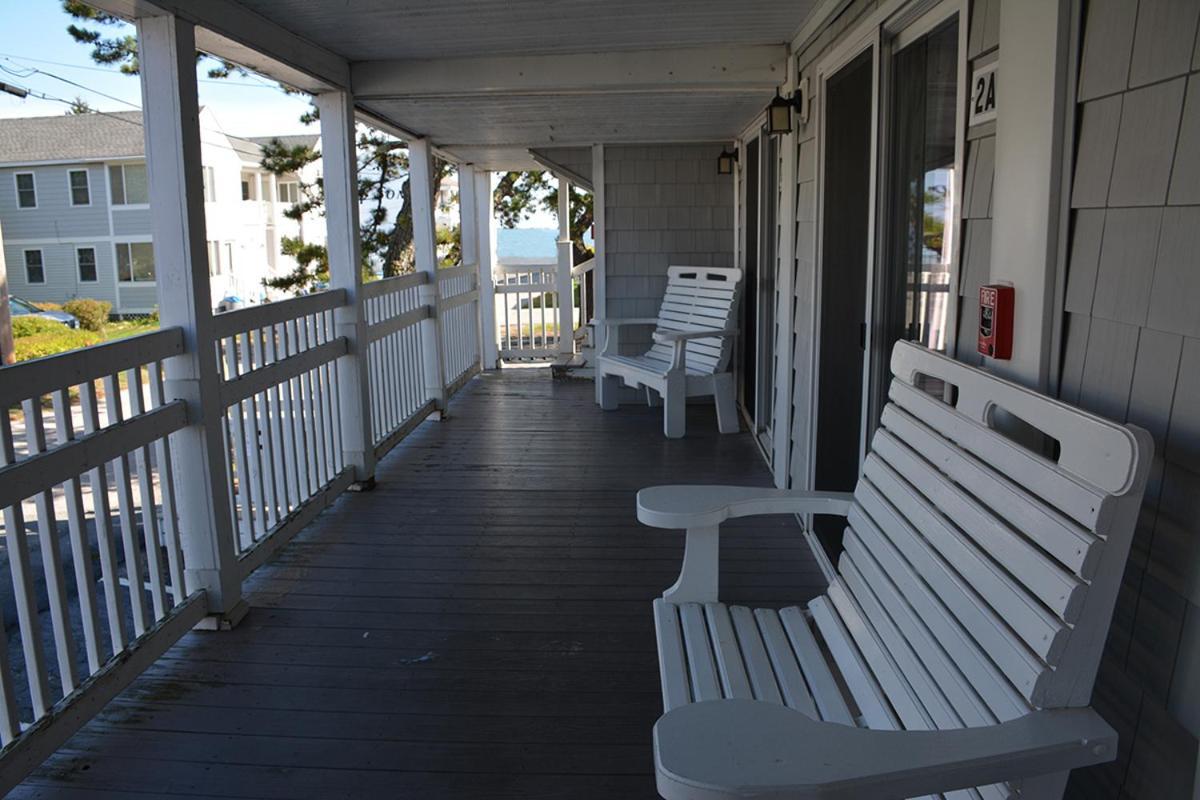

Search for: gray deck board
xmin=15 ymin=368 xmax=821 ymax=799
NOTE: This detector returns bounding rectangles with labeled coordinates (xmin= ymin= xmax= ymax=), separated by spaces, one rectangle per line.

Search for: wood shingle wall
xmin=1060 ymin=0 xmax=1200 ymax=796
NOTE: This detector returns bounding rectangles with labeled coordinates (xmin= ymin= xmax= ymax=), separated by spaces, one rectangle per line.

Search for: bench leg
xmin=713 ymin=372 xmax=739 ymax=434
xmin=663 ymin=372 xmax=686 ymax=438
xmin=598 ymin=373 xmax=620 ymax=410
xmin=645 ymin=387 xmax=663 ymax=407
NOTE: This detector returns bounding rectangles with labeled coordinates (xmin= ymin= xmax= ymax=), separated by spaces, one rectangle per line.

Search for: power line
xmin=0 ymin=52 xmax=287 ymax=89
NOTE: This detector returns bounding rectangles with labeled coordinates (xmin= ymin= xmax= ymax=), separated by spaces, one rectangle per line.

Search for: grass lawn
xmin=102 ymin=317 xmax=159 ymax=342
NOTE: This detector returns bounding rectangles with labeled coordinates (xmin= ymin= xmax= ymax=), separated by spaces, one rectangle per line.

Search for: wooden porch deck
xmin=13 ymin=368 xmax=824 ymax=800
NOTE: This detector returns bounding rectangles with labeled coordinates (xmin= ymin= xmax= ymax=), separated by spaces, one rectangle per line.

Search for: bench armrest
xmin=639 ymin=487 xmax=854 ymax=603
xmin=655 ymin=699 xmax=1116 ymax=800
xmin=598 ymin=318 xmax=659 ymax=357
xmin=637 ymin=486 xmax=854 ymax=529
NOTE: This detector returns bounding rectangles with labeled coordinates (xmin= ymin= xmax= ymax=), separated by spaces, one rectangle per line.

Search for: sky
xmin=0 ymin=0 xmax=558 ymax=229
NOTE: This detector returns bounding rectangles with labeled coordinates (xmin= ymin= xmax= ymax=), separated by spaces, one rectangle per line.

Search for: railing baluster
xmin=51 ymin=388 xmax=104 ymax=672
xmin=125 ymin=367 xmax=169 ymax=619
xmin=238 ymin=331 xmax=268 ymax=539
xmin=21 ymin=396 xmax=80 ymax=695
xmin=259 ymin=327 xmax=284 ymax=527
xmin=223 ymin=339 xmax=255 ymax=549
xmin=0 ymin=413 xmax=52 ymax=717
xmin=103 ymin=373 xmax=149 ymax=636
xmin=79 ymin=381 xmax=129 ymax=652
xmin=0 ymin=605 xmax=21 ymax=744
xmin=148 ymin=363 xmax=186 ymax=605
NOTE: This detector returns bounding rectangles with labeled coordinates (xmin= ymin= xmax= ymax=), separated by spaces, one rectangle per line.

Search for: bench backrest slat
xmin=833 ymin=342 xmax=1151 ymax=728
xmin=645 ymin=266 xmax=742 ymax=374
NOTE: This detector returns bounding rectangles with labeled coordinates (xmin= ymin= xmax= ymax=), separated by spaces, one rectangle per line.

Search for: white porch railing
xmin=0 ymin=329 xmax=208 ymax=777
xmin=0 ymin=262 xmax=482 ymax=788
xmin=495 ymin=261 xmax=562 ymax=360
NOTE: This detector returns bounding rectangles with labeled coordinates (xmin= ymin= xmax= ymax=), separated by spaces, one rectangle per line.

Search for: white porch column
xmin=591 ymin=145 xmax=607 ymax=401
xmin=409 ymin=137 xmax=447 ymax=412
xmin=556 ymin=176 xmax=575 ymax=355
xmin=137 ymin=14 xmax=241 ymax=622
xmin=474 ymin=169 xmax=498 ymax=369
xmin=458 ymin=164 xmax=483 ymax=368
xmin=316 ymin=90 xmax=376 ymax=487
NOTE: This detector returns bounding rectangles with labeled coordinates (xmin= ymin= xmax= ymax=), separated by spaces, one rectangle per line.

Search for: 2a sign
xmin=970 ymin=62 xmax=997 ymax=125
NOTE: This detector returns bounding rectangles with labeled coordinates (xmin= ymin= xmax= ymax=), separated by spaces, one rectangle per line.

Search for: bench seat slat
xmin=864 ymin=453 xmax=1072 ymax=665
xmin=680 ymin=603 xmax=722 ymax=702
xmin=729 ymin=605 xmax=783 ymax=705
xmin=809 ymin=595 xmax=898 ymax=731
xmin=653 ymin=599 xmax=691 ymax=712
xmin=778 ymin=606 xmax=856 ymax=725
xmin=754 ymin=608 xmax=818 ymax=717
xmin=704 ymin=603 xmax=753 ymax=701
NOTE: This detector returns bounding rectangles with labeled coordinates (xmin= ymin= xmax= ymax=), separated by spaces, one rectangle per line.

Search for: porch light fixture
xmin=766 ymin=78 xmax=810 ymax=136
xmin=716 ymin=147 xmax=738 ymax=175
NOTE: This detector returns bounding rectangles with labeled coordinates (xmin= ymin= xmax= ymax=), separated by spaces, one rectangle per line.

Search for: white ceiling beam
xmin=82 ymin=0 xmax=351 ymax=93
xmin=351 ymin=45 xmax=787 ymax=99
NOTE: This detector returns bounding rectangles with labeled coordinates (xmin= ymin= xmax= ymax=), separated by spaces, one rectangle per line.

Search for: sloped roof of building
xmin=0 ymin=110 xmax=317 ymax=166
xmin=0 ymin=110 xmax=145 ymax=164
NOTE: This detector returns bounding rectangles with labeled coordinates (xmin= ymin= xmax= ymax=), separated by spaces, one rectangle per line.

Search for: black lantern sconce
xmin=766 ymin=78 xmax=810 ymax=136
xmin=716 ymin=146 xmax=738 ymax=175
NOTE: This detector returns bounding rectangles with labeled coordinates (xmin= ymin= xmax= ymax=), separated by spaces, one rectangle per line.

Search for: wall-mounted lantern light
xmin=716 ymin=146 xmax=738 ymax=175
xmin=765 ymin=78 xmax=810 ymax=136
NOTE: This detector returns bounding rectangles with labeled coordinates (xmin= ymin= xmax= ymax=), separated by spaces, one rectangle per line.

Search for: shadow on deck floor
xmin=15 ymin=368 xmax=823 ymax=800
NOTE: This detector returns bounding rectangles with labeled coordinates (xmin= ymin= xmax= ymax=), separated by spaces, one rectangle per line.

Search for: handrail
xmin=570 ymin=257 xmax=595 ymax=278
xmin=210 ymin=288 xmax=347 ymax=338
xmin=0 ymin=328 xmax=183 ymax=407
xmin=361 ymin=270 xmax=428 ymax=299
xmin=496 ymin=261 xmax=556 ymax=274
xmin=437 ymin=263 xmax=474 ymax=283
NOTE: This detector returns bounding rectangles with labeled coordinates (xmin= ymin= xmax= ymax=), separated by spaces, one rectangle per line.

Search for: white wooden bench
xmin=637 ymin=340 xmax=1153 ymax=800
xmin=597 ymin=266 xmax=742 ymax=438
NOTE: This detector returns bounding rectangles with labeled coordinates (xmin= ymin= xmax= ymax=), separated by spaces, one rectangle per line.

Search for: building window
xmin=223 ymin=243 xmax=233 ymax=274
xmin=207 ymin=240 xmax=222 ymax=276
xmin=278 ymin=181 xmax=300 ymax=204
xmin=240 ymin=171 xmax=258 ymax=201
xmin=15 ymin=172 xmax=36 ymax=208
xmin=202 ymin=166 xmax=216 ymax=202
xmin=77 ymin=247 xmax=98 ymax=282
xmin=69 ymin=169 xmax=91 ymax=206
xmin=109 ymin=162 xmax=149 ymax=205
xmin=24 ymin=249 xmax=45 ymax=283
xmin=116 ymin=242 xmax=155 ymax=282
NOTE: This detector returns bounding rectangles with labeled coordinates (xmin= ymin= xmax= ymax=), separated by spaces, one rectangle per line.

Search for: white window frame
xmin=114 ymin=240 xmax=157 ymax=284
xmin=23 ymin=248 xmax=45 ymax=283
xmin=202 ymin=166 xmax=217 ymax=202
xmin=68 ymin=168 xmax=91 ymax=207
xmin=240 ymin=171 xmax=258 ymax=202
xmin=279 ymin=181 xmax=299 ymax=204
xmin=109 ymin=162 xmax=150 ymax=208
xmin=14 ymin=172 xmax=37 ymax=209
xmin=76 ymin=246 xmax=99 ymax=283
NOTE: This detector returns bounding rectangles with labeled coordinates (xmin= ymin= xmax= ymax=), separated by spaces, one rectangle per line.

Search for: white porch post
xmin=458 ymin=165 xmax=483 ymax=368
xmin=409 ymin=137 xmax=447 ymax=412
xmin=591 ymin=145 xmax=607 ymax=401
xmin=556 ymin=176 xmax=574 ymax=355
xmin=474 ymin=169 xmax=498 ymax=369
xmin=136 ymin=14 xmax=241 ymax=622
xmin=316 ymin=90 xmax=376 ymax=488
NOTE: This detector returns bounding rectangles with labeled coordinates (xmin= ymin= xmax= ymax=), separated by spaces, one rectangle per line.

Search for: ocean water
xmin=496 ymin=227 xmax=557 ymax=261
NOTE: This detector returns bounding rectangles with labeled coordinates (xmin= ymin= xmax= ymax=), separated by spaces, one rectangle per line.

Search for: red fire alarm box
xmin=978 ymin=284 xmax=1014 ymax=359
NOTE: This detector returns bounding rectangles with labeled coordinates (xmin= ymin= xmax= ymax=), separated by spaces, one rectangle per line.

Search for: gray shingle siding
xmin=603 ymin=143 xmax=734 ymax=354
xmin=0 ymin=164 xmax=110 ymax=240
xmin=3 ymin=240 xmax=117 ymax=307
xmin=1061 ymin=0 xmax=1200 ymax=796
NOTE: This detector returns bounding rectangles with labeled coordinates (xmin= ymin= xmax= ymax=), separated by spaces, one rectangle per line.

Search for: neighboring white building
xmin=0 ymin=108 xmax=324 ymax=315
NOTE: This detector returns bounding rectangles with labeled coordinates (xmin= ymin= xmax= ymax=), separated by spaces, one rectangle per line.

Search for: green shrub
xmin=11 ymin=316 xmax=66 ymax=336
xmin=14 ymin=329 xmax=102 ymax=361
xmin=62 ymin=298 xmax=112 ymax=331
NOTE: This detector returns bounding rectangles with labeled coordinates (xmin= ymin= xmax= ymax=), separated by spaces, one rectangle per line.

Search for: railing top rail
xmin=570 ymin=257 xmax=596 ymax=277
xmin=0 ymin=327 xmax=184 ymax=407
xmin=496 ymin=260 xmax=556 ymax=274
xmin=437 ymin=263 xmax=475 ymax=283
xmin=210 ymin=288 xmax=348 ymax=339
xmin=361 ymin=271 xmax=429 ymax=299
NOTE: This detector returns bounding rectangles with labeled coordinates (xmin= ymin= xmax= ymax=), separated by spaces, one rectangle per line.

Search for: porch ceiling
xmin=142 ymin=0 xmax=820 ymax=170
